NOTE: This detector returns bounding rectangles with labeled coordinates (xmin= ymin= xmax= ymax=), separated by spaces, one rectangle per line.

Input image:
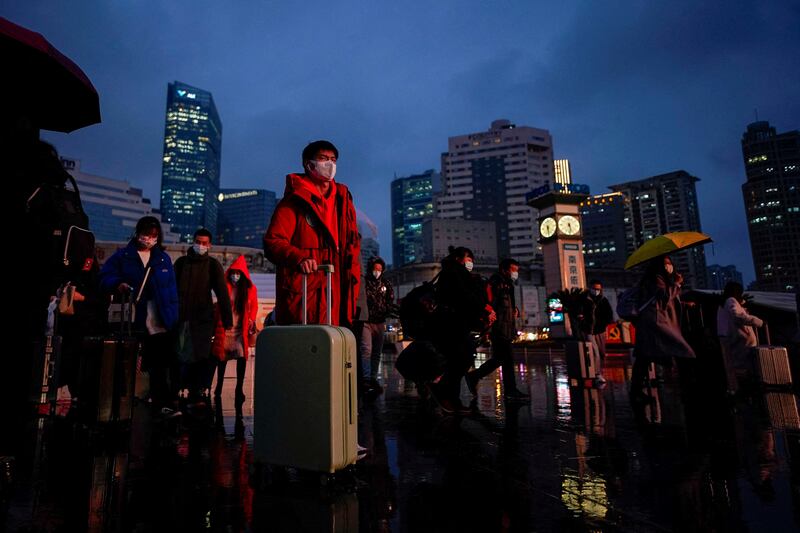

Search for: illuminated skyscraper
xmin=609 ymin=171 xmax=708 ymax=288
xmin=437 ymin=119 xmax=554 ymax=262
xmin=160 ymin=81 xmax=222 ymax=242
xmin=741 ymin=121 xmax=799 ymax=292
xmin=217 ymin=189 xmax=277 ymax=247
xmin=580 ymin=192 xmax=628 ymax=269
xmin=391 ymin=169 xmax=439 ymax=266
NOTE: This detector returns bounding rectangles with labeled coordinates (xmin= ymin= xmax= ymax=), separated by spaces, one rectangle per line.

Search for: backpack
xmin=26 ymin=174 xmax=96 ymax=282
xmin=399 ymin=272 xmax=441 ymax=340
xmin=616 ymin=285 xmax=656 ymax=322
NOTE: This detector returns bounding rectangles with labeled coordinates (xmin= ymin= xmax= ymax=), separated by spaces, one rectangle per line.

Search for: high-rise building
xmin=437 ymin=119 xmax=554 ymax=262
xmin=421 ymin=219 xmax=497 ymax=265
xmin=580 ymin=192 xmax=628 ymax=269
xmin=554 ymin=159 xmax=572 ymax=189
xmin=391 ymin=169 xmax=439 ymax=267
xmin=217 ymin=189 xmax=277 ymax=247
xmin=741 ymin=121 xmax=800 ymax=292
xmin=160 ymin=81 xmax=222 ymax=242
xmin=609 ymin=170 xmax=708 ymax=288
xmin=706 ymin=264 xmax=743 ymax=291
xmin=61 ymin=157 xmax=180 ymax=243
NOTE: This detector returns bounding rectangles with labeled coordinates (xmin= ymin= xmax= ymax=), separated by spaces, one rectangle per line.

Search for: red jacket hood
xmin=284 ymin=173 xmax=343 ymax=243
xmin=225 ymin=254 xmax=253 ymax=282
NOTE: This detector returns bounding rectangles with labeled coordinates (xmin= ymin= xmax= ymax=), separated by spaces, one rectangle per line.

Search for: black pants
xmin=141 ymin=331 xmax=176 ymax=408
xmin=437 ymin=331 xmax=474 ymax=401
xmin=473 ymin=333 xmax=517 ymax=390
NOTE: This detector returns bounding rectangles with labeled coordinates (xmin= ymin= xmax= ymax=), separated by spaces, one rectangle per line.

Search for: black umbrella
xmin=1 ymin=17 xmax=101 ymax=132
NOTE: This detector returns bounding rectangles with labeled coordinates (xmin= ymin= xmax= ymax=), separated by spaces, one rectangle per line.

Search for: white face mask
xmin=307 ymin=159 xmax=336 ymax=182
xmin=138 ymin=236 xmax=157 ymax=249
xmin=230 ymin=273 xmax=241 ymax=284
xmin=664 ymin=263 xmax=674 ymax=275
xmin=372 ymin=270 xmax=381 ymax=279
xmin=510 ymin=271 xmax=519 ymax=281
xmin=193 ymin=244 xmax=209 ymax=255
xmin=464 ymin=260 xmax=474 ymax=272
xmin=592 ymin=289 xmax=602 ymax=296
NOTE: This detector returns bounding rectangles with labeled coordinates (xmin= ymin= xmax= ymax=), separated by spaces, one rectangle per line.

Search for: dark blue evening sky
xmin=4 ymin=1 xmax=799 ymax=282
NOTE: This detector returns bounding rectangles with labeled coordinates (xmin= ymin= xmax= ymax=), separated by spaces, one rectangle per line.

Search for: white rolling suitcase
xmin=254 ymin=265 xmax=358 ymax=473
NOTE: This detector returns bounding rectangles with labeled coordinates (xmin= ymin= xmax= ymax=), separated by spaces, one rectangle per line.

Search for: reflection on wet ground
xmin=3 ymin=345 xmax=800 ymax=532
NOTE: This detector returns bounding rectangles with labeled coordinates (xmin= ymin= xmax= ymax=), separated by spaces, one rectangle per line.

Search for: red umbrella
xmin=1 ymin=17 xmax=100 ymax=132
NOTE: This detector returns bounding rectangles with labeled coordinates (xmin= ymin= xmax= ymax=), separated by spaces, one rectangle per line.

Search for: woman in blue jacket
xmin=100 ymin=216 xmax=179 ymax=415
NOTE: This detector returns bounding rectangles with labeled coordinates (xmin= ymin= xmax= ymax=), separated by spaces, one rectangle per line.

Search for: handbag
xmin=58 ymin=283 xmax=77 ymax=316
xmin=108 ymin=266 xmax=151 ymax=324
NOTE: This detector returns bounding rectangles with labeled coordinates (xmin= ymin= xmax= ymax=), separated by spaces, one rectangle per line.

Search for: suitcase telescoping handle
xmin=755 ymin=321 xmax=771 ymax=346
xmin=301 ymin=264 xmax=335 ymax=326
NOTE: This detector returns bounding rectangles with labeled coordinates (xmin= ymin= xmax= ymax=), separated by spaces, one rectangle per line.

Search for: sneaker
xmin=465 ymin=372 xmax=479 ymax=396
xmin=356 ymin=443 xmax=368 ymax=461
xmin=157 ymin=406 xmax=182 ymax=420
xmin=594 ymin=375 xmax=608 ymax=387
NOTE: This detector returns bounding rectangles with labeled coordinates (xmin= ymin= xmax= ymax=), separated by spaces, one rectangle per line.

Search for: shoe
xmin=369 ymin=378 xmax=384 ymax=394
xmin=594 ymin=375 xmax=608 ymax=388
xmin=356 ymin=443 xmax=368 ymax=461
xmin=465 ymin=372 xmax=479 ymax=396
xmin=157 ymin=406 xmax=182 ymax=420
xmin=504 ymin=389 xmax=531 ymax=403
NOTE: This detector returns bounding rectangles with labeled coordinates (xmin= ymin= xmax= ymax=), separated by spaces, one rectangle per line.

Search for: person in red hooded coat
xmin=263 ymin=140 xmax=361 ymax=327
xmin=211 ymin=255 xmax=259 ymax=405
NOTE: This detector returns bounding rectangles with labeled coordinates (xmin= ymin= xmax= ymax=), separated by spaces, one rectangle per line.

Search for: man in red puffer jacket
xmin=263 ymin=140 xmax=361 ymax=327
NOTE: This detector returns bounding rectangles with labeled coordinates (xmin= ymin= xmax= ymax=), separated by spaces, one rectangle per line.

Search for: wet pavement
xmin=3 ymin=345 xmax=800 ymax=532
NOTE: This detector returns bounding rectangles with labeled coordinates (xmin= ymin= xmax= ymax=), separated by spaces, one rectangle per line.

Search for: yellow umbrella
xmin=624 ymin=231 xmax=712 ymax=270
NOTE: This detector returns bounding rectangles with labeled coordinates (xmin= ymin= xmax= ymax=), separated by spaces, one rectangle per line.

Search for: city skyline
xmin=7 ymin=2 xmax=799 ymax=283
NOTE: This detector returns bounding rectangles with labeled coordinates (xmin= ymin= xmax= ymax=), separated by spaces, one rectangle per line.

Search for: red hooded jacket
xmin=263 ymin=174 xmax=361 ymax=326
xmin=211 ymin=255 xmax=259 ymax=360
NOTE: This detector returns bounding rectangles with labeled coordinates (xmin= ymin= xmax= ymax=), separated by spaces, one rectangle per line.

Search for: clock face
xmin=558 ymin=215 xmax=580 ymax=235
xmin=540 ymin=217 xmax=557 ymax=238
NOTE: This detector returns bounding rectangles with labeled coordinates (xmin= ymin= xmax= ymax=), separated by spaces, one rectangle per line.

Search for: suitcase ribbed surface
xmin=755 ymin=346 xmax=793 ymax=386
xmin=765 ymin=392 xmax=800 ymax=430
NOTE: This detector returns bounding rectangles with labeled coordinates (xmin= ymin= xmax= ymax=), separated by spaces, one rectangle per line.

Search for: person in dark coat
xmin=580 ymin=279 xmax=615 ymax=384
xmin=429 ymin=247 xmax=495 ymax=415
xmin=356 ymin=256 xmax=395 ymax=397
xmin=99 ymin=216 xmax=180 ymax=415
xmin=174 ymin=228 xmax=233 ymax=401
xmin=465 ymin=258 xmax=529 ymax=401
xmin=629 ymin=255 xmax=695 ymax=402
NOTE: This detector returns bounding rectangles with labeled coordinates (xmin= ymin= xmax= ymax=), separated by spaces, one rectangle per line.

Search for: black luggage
xmin=78 ymin=292 xmax=140 ymax=423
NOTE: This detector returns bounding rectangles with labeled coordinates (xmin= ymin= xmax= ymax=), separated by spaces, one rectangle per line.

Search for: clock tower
xmin=528 ymin=191 xmax=589 ymax=298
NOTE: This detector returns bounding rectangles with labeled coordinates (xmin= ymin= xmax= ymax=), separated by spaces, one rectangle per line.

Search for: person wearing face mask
xmin=211 ymin=255 xmax=259 ymax=407
xmin=580 ymin=279 xmax=615 ymax=385
xmin=465 ymin=258 xmax=529 ymax=401
xmin=716 ymin=281 xmax=763 ymax=393
xmin=355 ymin=256 xmax=395 ymax=398
xmin=263 ymin=140 xmax=361 ymax=328
xmin=629 ymin=255 xmax=695 ymax=404
xmin=173 ymin=228 xmax=233 ymax=405
xmin=99 ymin=216 xmax=179 ymax=416
xmin=428 ymin=246 xmax=495 ymax=415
